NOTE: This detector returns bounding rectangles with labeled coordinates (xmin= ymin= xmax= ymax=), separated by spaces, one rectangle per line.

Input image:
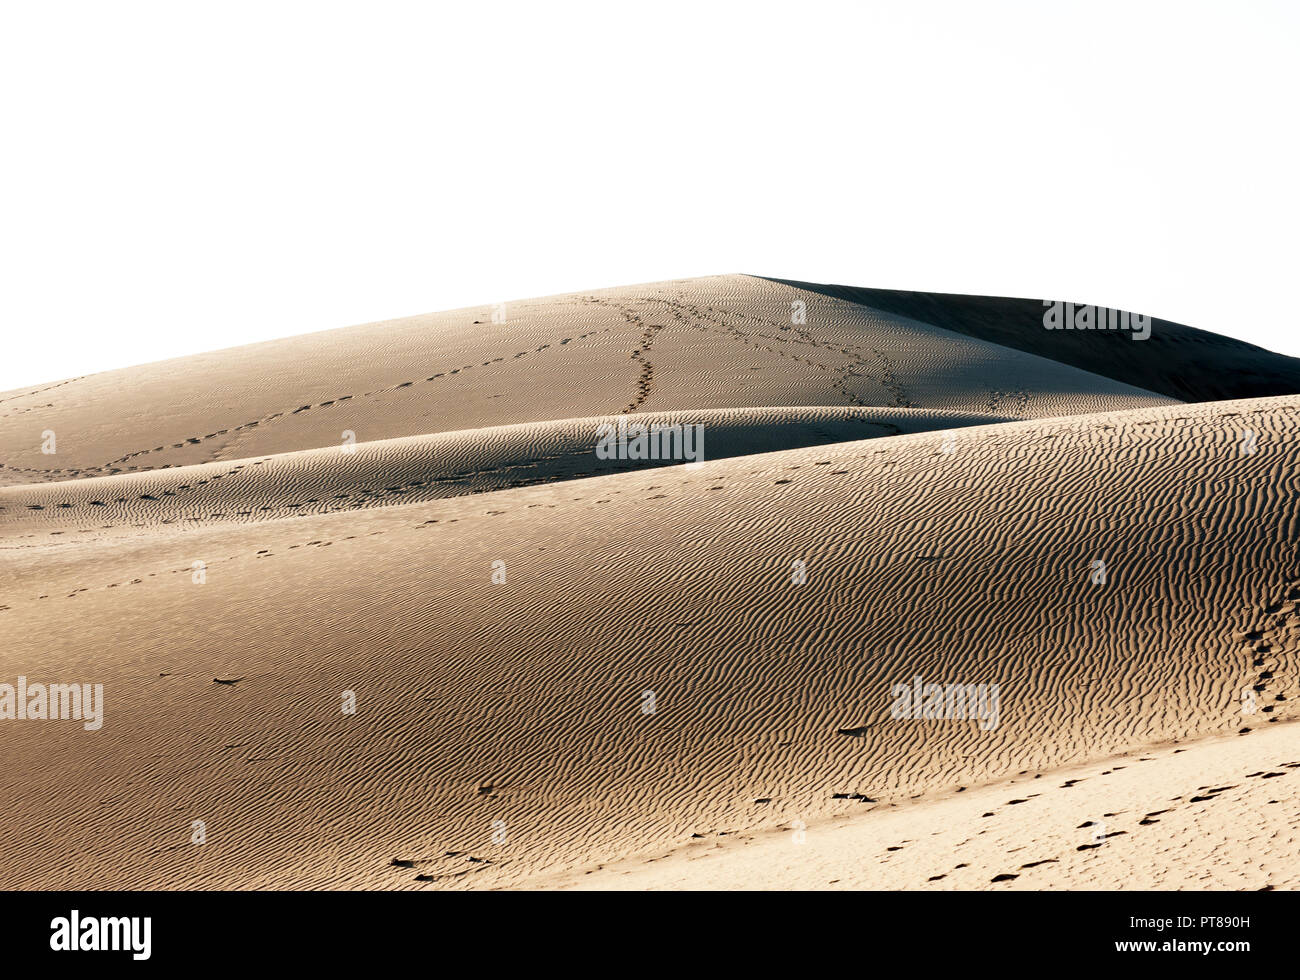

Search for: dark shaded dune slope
xmin=764 ymin=276 xmax=1300 ymax=402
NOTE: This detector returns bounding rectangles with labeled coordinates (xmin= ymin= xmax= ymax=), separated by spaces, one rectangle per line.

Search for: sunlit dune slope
xmin=543 ymin=723 xmax=1300 ymax=890
xmin=0 ymin=406 xmax=1007 ymax=540
xmin=0 ymin=275 xmax=1171 ymax=486
xmin=2 ymin=394 xmax=1297 ymax=889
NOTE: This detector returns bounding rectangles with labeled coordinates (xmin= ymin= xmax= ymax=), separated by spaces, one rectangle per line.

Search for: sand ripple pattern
xmin=1 ymin=394 xmax=1296 ymax=889
xmin=0 ymin=407 xmax=1004 ymax=541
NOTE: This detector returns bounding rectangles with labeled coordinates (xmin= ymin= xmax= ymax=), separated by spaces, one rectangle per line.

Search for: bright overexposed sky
xmin=1 ymin=0 xmax=1296 ymax=392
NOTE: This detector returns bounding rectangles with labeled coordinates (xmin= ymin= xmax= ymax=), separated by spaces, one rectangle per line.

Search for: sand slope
xmin=2 ymin=393 xmax=1298 ymax=889
xmin=543 ymin=724 xmax=1300 ymax=890
xmin=0 ymin=275 xmax=1171 ymax=487
xmin=0 ymin=407 xmax=1006 ymax=540
xmin=768 ymin=277 xmax=1300 ymax=403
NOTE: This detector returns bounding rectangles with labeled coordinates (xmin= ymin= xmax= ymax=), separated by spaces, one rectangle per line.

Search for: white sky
xmin=2 ymin=0 xmax=1297 ymax=392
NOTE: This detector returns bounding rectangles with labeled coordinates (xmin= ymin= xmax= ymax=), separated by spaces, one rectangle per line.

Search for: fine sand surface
xmin=542 ymin=723 xmax=1300 ymax=890
xmin=1 ymin=275 xmax=1298 ymax=890
xmin=0 ymin=274 xmax=1172 ymax=487
xmin=0 ymin=407 xmax=1007 ymax=540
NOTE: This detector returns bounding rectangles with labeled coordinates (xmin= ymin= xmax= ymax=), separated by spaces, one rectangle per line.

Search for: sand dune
xmin=0 ymin=275 xmax=1169 ymax=487
xmin=543 ymin=723 xmax=1300 ymax=890
xmin=2 ymin=276 xmax=1297 ymax=891
xmin=3 ymin=390 xmax=1298 ymax=889
xmin=0 ymin=406 xmax=1005 ymax=540
xmin=769 ymin=277 xmax=1300 ymax=403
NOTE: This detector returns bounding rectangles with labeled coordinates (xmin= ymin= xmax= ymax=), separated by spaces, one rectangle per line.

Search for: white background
xmin=2 ymin=0 xmax=1296 ymax=392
